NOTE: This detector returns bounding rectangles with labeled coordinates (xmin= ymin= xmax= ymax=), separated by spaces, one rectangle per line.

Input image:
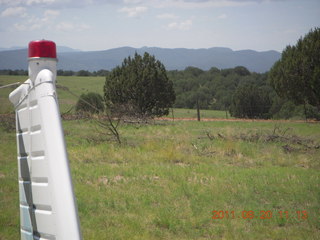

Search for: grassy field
xmin=0 ymin=75 xmax=27 ymax=114
xmin=0 ymin=75 xmax=105 ymax=114
xmin=1 ymin=117 xmax=319 ymax=239
xmin=0 ymin=75 xmax=319 ymax=239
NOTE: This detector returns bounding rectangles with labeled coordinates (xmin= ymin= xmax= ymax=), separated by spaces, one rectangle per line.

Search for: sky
xmin=0 ymin=0 xmax=319 ymax=52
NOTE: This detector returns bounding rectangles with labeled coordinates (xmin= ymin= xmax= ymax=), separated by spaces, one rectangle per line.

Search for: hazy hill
xmin=0 ymin=46 xmax=281 ymax=73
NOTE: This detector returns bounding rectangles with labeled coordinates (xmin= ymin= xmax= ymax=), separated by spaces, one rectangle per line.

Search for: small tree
xmin=75 ymin=92 xmax=104 ymax=114
xmin=104 ymin=52 xmax=176 ymax=119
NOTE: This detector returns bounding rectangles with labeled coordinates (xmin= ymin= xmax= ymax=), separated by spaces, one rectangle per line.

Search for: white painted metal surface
xmin=9 ymin=40 xmax=81 ymax=240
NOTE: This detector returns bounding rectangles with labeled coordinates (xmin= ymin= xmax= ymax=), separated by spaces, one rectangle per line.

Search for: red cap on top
xmin=28 ymin=40 xmax=57 ymax=59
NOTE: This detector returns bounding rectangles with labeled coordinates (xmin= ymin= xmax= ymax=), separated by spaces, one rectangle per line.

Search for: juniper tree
xmin=104 ymin=52 xmax=176 ymax=118
xmin=269 ymin=28 xmax=320 ymax=112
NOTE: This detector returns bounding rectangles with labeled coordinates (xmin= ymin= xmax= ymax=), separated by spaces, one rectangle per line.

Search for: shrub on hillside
xmin=75 ymin=92 xmax=104 ymax=114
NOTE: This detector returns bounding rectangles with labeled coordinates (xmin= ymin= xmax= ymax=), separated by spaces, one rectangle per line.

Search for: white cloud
xmin=14 ymin=16 xmax=46 ymax=30
xmin=0 ymin=6 xmax=58 ymax=19
xmin=13 ymin=9 xmax=59 ymax=31
xmin=13 ymin=23 xmax=27 ymax=31
xmin=0 ymin=0 xmax=56 ymax=6
xmin=44 ymin=9 xmax=60 ymax=16
xmin=167 ymin=19 xmax=192 ymax=30
xmin=56 ymin=22 xmax=90 ymax=31
xmin=118 ymin=6 xmax=148 ymax=17
xmin=124 ymin=0 xmax=143 ymax=4
xmin=0 ymin=0 xmax=112 ymax=8
xmin=78 ymin=23 xmax=90 ymax=31
xmin=0 ymin=0 xmax=257 ymax=11
xmin=138 ymin=0 xmax=255 ymax=9
xmin=156 ymin=13 xmax=178 ymax=19
xmin=144 ymin=0 xmax=284 ymax=8
xmin=0 ymin=0 xmax=24 ymax=6
xmin=1 ymin=7 xmax=26 ymax=17
xmin=217 ymin=13 xmax=227 ymax=19
xmin=0 ymin=0 xmax=266 ymax=9
xmin=14 ymin=17 xmax=44 ymax=31
xmin=56 ymin=22 xmax=74 ymax=31
xmin=26 ymin=0 xmax=55 ymax=5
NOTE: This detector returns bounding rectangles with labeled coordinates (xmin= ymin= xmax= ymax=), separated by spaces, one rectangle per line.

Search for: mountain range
xmin=0 ymin=46 xmax=281 ymax=73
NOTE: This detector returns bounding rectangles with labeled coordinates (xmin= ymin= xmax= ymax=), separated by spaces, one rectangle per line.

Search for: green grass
xmin=56 ymin=76 xmax=105 ymax=112
xmin=1 ymin=119 xmax=319 ymax=239
xmin=0 ymin=75 xmax=27 ymax=113
xmin=0 ymin=75 xmax=105 ymax=113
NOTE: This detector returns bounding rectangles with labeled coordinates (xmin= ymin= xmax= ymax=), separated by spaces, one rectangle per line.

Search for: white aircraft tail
xmin=9 ymin=40 xmax=82 ymax=240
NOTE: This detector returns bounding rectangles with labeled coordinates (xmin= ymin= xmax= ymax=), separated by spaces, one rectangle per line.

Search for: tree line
xmin=0 ymin=69 xmax=110 ymax=76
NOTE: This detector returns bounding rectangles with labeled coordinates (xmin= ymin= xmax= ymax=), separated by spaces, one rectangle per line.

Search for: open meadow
xmin=0 ymin=75 xmax=320 ymax=239
xmin=0 ymin=75 xmax=105 ymax=114
xmin=1 ymin=118 xmax=320 ymax=239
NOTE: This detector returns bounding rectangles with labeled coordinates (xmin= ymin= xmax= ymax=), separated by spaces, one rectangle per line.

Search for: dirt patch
xmin=98 ymin=176 xmax=109 ymax=185
xmin=157 ymin=117 xmax=319 ymax=123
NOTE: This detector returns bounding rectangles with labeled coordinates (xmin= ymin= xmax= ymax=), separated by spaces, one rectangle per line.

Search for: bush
xmin=273 ymin=102 xmax=320 ymax=120
xmin=75 ymin=92 xmax=104 ymax=114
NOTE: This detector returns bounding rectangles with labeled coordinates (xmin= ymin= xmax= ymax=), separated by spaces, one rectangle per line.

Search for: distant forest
xmin=0 ymin=69 xmax=109 ymax=77
xmin=0 ymin=66 xmax=318 ymax=120
xmin=167 ymin=66 xmax=319 ymax=120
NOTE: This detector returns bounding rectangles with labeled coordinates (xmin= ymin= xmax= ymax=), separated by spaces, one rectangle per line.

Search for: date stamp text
xmin=211 ymin=210 xmax=308 ymax=220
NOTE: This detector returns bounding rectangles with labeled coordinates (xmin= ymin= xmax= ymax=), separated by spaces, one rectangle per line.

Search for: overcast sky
xmin=0 ymin=0 xmax=319 ymax=52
